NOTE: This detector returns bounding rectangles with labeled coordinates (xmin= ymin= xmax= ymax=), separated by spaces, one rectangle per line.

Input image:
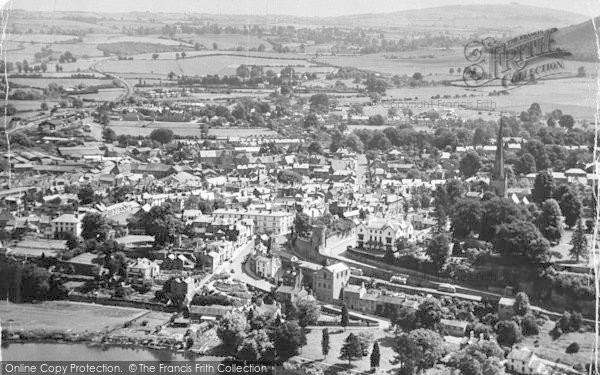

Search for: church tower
xmin=491 ymin=117 xmax=508 ymax=198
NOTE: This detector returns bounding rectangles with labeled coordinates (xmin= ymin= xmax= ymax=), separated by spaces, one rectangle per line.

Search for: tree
xmin=416 ymin=298 xmax=443 ymax=330
xmin=432 ymin=204 xmax=447 ymax=234
xmin=152 ymin=53 xmax=159 ymax=60
xmin=459 ymin=151 xmax=482 ymax=178
xmin=566 ymin=342 xmax=580 ymax=354
xmin=77 ymin=185 xmax=96 ymax=205
xmin=412 ymin=72 xmax=423 ymax=80
xmin=81 ymin=213 xmax=110 ymax=242
xmin=149 ymin=128 xmax=174 ymax=144
xmin=339 ymin=333 xmax=363 ymax=365
xmin=294 ymin=213 xmax=311 ymax=236
xmin=532 ymin=171 xmax=555 ymax=203
xmin=307 ymin=141 xmax=323 ymax=156
xmin=217 ymin=311 xmax=248 ymax=353
xmin=521 ymin=314 xmax=539 ymax=336
xmin=365 ymin=77 xmax=387 ymax=94
xmin=537 ymin=199 xmax=563 ymax=243
xmin=451 ymin=199 xmax=483 ymax=238
xmin=472 ymin=127 xmax=488 ymax=146
xmin=395 ymin=306 xmax=417 ymax=332
xmin=273 ymin=320 xmax=306 ymax=361
xmin=395 ymin=329 xmax=444 ymax=374
xmin=559 ymin=114 xmax=574 ymax=129
xmin=63 ymin=231 xmax=80 ymax=250
xmin=309 ymin=93 xmax=329 ymax=111
xmin=138 ymin=203 xmax=184 ymax=247
xmin=296 ymin=298 xmax=321 ymax=327
xmin=236 ymin=329 xmax=274 ymax=362
xmin=493 ymin=220 xmax=550 ymax=264
xmin=40 ymin=102 xmax=48 ymax=111
xmin=341 ymin=303 xmax=349 ymax=330
xmin=426 ymin=233 xmax=451 ymax=273
xmin=370 ymin=341 xmax=381 ymax=369
xmin=303 ymin=113 xmax=318 ymax=128
xmin=495 ymin=320 xmax=522 ymax=346
xmin=559 ymin=190 xmax=582 ymax=228
xmin=321 ymin=328 xmax=330 ymax=358
xmin=570 ymin=219 xmax=588 ymax=263
xmin=513 ymin=292 xmax=530 ymax=316
xmin=515 ymin=153 xmax=536 ymax=175
xmin=393 ymin=333 xmax=422 ymax=374
xmin=102 ymin=127 xmax=116 ymax=142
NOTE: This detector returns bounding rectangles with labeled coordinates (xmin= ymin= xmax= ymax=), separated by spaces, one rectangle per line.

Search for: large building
xmin=51 ymin=214 xmax=81 ymax=238
xmin=213 ymin=209 xmax=294 ymax=235
xmin=355 ymin=218 xmax=414 ymax=252
xmin=127 ymin=258 xmax=160 ymax=286
xmin=312 ymin=262 xmax=350 ymax=303
xmin=342 ymin=283 xmax=421 ymax=315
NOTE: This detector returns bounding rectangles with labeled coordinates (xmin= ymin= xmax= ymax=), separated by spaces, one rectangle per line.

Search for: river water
xmin=1 ymin=342 xmax=201 ymax=361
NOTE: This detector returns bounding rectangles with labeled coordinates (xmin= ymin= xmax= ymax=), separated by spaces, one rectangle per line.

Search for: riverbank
xmin=0 ymin=300 xmax=215 ymax=356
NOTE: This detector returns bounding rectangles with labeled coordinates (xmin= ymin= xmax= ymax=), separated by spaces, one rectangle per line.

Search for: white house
xmin=51 ymin=214 xmax=81 ymax=238
xmin=356 ymin=218 xmax=414 ymax=252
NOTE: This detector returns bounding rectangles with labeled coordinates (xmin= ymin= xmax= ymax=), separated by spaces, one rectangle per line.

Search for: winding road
xmin=90 ymin=58 xmax=133 ymax=102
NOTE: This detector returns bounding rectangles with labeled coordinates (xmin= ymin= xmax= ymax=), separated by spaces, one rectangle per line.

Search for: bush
xmin=566 ymin=342 xmax=580 ymax=354
xmin=521 ymin=315 xmax=540 ymax=336
xmin=550 ymin=326 xmax=563 ymax=340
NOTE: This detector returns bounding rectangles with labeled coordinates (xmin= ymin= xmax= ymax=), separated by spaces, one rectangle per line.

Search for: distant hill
xmin=554 ymin=17 xmax=600 ymax=61
xmin=324 ymin=4 xmax=588 ymax=33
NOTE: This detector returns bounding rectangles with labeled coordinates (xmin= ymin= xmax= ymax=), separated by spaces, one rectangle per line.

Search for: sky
xmin=4 ymin=0 xmax=600 ymax=18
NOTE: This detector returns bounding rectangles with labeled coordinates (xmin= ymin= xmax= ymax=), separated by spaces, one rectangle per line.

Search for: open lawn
xmin=520 ymin=320 xmax=597 ymax=368
xmin=0 ymin=301 xmax=146 ymax=333
xmin=207 ymin=127 xmax=278 ymax=138
xmin=109 ymin=120 xmax=202 ymax=137
xmin=298 ymin=326 xmax=400 ymax=373
xmin=76 ymin=88 xmax=125 ymax=101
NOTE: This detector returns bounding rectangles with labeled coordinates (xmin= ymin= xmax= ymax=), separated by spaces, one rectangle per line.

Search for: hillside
xmin=554 ymin=17 xmax=600 ymax=61
xmin=324 ymin=4 xmax=588 ymax=33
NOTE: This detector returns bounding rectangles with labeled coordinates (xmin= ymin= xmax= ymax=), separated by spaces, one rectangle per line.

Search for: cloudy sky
xmin=5 ymin=0 xmax=600 ymax=17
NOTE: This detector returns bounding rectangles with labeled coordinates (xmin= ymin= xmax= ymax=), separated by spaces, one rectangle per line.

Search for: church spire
xmin=491 ymin=117 xmax=507 ymax=198
xmin=493 ymin=117 xmax=505 ymax=180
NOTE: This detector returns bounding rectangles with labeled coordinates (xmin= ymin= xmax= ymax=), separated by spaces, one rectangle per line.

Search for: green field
xmin=0 ymin=301 xmax=146 ymax=333
xmin=109 ymin=120 xmax=202 ymax=136
xmin=177 ymin=33 xmax=270 ymax=50
xmin=100 ymin=54 xmax=315 ymax=76
xmin=520 ymin=320 xmax=597 ymax=368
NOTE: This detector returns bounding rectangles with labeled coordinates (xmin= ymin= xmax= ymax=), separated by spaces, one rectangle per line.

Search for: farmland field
xmin=315 ymin=49 xmax=467 ymax=76
xmin=207 ymin=127 xmax=278 ymax=137
xmin=8 ymin=100 xmax=58 ymax=112
xmin=108 ymin=120 xmax=202 ymax=136
xmin=100 ymin=54 xmax=316 ymax=76
xmin=6 ymin=33 xmax=79 ymax=43
xmin=11 ymin=78 xmax=111 ymax=89
xmin=176 ymin=33 xmax=270 ymax=50
xmin=8 ymin=18 xmax=114 ymax=33
xmin=0 ymin=301 xmax=146 ymax=333
xmin=77 ymin=88 xmax=125 ymax=101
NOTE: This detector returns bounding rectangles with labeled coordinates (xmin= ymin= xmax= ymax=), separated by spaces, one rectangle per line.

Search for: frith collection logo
xmin=462 ymin=28 xmax=571 ymax=87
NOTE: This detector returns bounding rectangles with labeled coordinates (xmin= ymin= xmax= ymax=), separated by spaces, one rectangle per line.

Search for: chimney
xmin=469 ymin=330 xmax=474 ymax=339
xmin=479 ymin=333 xmax=484 ymax=340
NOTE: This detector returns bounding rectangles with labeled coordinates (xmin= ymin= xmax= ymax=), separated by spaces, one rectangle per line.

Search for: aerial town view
xmin=0 ymin=0 xmax=598 ymax=374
